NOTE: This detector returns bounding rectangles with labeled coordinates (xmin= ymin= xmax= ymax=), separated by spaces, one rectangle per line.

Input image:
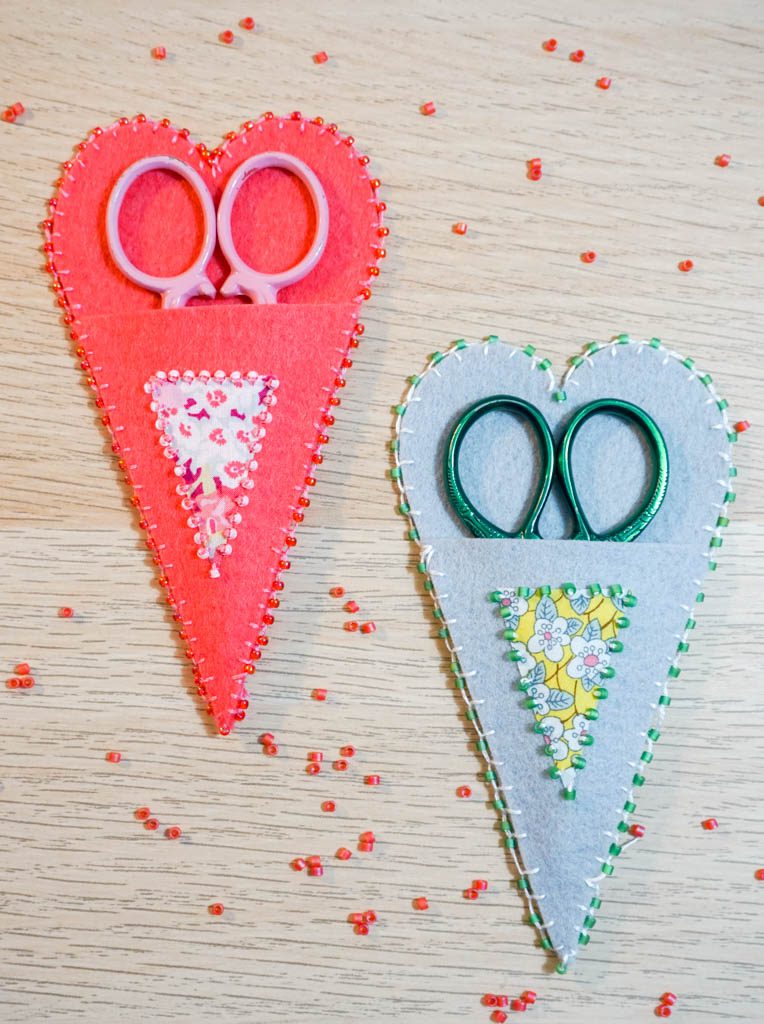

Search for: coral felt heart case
xmin=44 ymin=113 xmax=385 ymax=735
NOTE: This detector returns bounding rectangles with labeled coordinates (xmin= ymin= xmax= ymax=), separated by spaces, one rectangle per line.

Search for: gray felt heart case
xmin=392 ymin=334 xmax=737 ymax=971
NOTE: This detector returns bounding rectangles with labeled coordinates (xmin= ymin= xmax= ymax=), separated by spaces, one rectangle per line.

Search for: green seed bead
xmin=696 ymin=592 xmax=705 ymax=603
xmin=553 ymin=390 xmax=567 ymax=402
xmin=562 ymin=582 xmax=576 ymax=595
xmin=532 ymin=721 xmax=544 ymax=732
xmin=390 ymin=466 xmax=401 ymax=479
xmin=538 ymin=358 xmax=552 ymax=371
xmin=710 ymin=536 xmax=723 ymax=548
xmin=648 ymin=337 xmax=661 ymax=349
xmin=581 ymin=734 xmax=594 ymax=746
xmin=668 ymin=666 xmax=681 ymax=678
xmin=617 ymin=820 xmax=628 ymax=833
xmin=570 ymin=355 xmax=585 ymax=367
xmin=503 ymin=628 xmax=518 ymax=641
xmin=682 ymin=356 xmax=694 ymax=368
xmin=485 ymin=334 xmax=500 ymax=343
xmin=601 ymin=863 xmax=614 ymax=876
xmin=571 ymin=755 xmax=586 ymax=769
xmin=517 ymin=877 xmax=529 ymax=891
xmin=476 ymin=739 xmax=487 ymax=752
xmin=398 ymin=502 xmax=410 ymax=515
xmin=677 ymin=641 xmax=689 ymax=653
xmin=408 ymin=374 xmax=421 ymax=385
xmin=729 ymin=466 xmax=738 ymax=477
xmin=686 ymin=617 xmax=696 ymax=630
xmin=523 ymin=344 xmax=536 ymax=357
xmin=586 ymin=342 xmax=600 ymax=353
xmin=540 ymin=936 xmax=553 ymax=950
xmin=525 ymin=697 xmax=538 ymax=709
xmin=423 ymin=580 xmax=433 ymax=591
xmin=408 ymin=528 xmax=419 ymax=541
xmin=658 ymin=695 xmax=671 ymax=707
xmin=518 ymin=586 xmax=532 ymax=598
xmin=466 ymin=708 xmax=477 ymax=721
xmin=454 ymin=678 xmax=465 ymax=690
xmin=393 ymin=403 xmax=407 ymax=415
xmin=555 ymin=962 xmax=568 ymax=974
xmin=430 ymin=351 xmax=444 ymax=364
xmin=699 ymin=373 xmax=712 ymax=387
xmin=608 ymin=639 xmax=623 ymax=652
xmin=489 ymin=590 xmax=503 ymax=603
xmin=512 ymin=652 xmax=527 ymax=664
xmin=493 ymin=798 xmax=506 ymax=812
xmin=590 ymin=897 xmax=602 ymax=909
xmin=539 ymin=585 xmax=551 ymax=596
xmin=454 ymin=339 xmax=468 ymax=350
xmin=578 ymin=933 xmax=590 ymax=946
xmin=594 ymin=686 xmax=608 ymax=699
xmin=617 ymin=333 xmax=631 ymax=344
xmin=544 ymin=744 xmax=556 ymax=756
xmin=647 ymin=728 xmax=660 ymax=741
xmin=433 ymin=608 xmax=443 ymax=619
xmin=609 ymin=843 xmax=621 ymax=857
xmin=623 ymin=800 xmax=636 ymax=813
xmin=724 ymin=491 xmax=736 ymax=503
xmin=616 ymin=615 xmax=630 ymax=628
xmin=632 ymin=773 xmax=645 ymax=786
xmin=528 ymin=912 xmax=542 ymax=925
xmin=640 ymin=750 xmax=653 ymax=764
xmin=549 ymin=766 xmax=560 ymax=779
xmin=563 ymin=788 xmax=576 ymax=801
xmin=622 ymin=593 xmax=638 ymax=607
xmin=609 ymin=584 xmax=623 ymax=595
xmin=601 ymin=666 xmax=616 ymax=679
xmin=588 ymin=583 xmax=602 ymax=596
xmin=583 ymin=914 xmax=596 ymax=929
xmin=485 ymin=769 xmax=496 ymax=782
xmin=585 ymin=708 xmax=599 ymax=721
xmin=505 ymin=836 xmax=517 ymax=850
xmin=437 ymin=628 xmax=448 ymax=638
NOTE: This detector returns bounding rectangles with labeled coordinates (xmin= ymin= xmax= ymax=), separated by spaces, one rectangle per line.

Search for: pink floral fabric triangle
xmin=146 ymin=371 xmax=279 ymax=577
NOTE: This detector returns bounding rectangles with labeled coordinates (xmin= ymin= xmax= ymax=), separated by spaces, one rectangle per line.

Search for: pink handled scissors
xmin=106 ymin=152 xmax=330 ymax=308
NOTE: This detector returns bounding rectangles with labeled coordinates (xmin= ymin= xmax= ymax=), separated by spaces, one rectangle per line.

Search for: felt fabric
xmin=46 ymin=115 xmax=383 ymax=735
xmin=396 ymin=337 xmax=734 ymax=966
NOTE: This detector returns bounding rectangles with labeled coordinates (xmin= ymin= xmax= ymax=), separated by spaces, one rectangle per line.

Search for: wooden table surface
xmin=1 ymin=1 xmax=762 ymax=1021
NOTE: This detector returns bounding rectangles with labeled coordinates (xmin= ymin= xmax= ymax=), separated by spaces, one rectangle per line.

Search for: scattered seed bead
xmin=15 ymin=663 xmax=30 ymax=676
xmin=483 ymin=995 xmax=498 ymax=1007
xmin=308 ymin=865 xmax=324 ymax=877
xmin=452 ymin=222 xmax=468 ymax=235
xmin=322 ymin=801 xmax=336 ymax=813
xmin=313 ymin=51 xmax=329 ymax=63
xmin=457 ymin=785 xmax=472 ymax=798
xmin=334 ymin=759 xmax=349 ymax=771
xmin=312 ymin=688 xmax=327 ymax=701
xmin=360 ymin=831 xmax=375 ymax=843
xmin=581 ymin=250 xmax=597 ymax=263
xmin=529 ymin=167 xmax=542 ymax=181
xmin=349 ymin=912 xmax=365 ymax=924
xmin=344 ymin=621 xmax=359 ymax=631
xmin=629 ymin=823 xmax=646 ymax=838
xmin=678 ymin=259 xmax=694 ymax=272
xmin=264 ymin=744 xmax=279 ymax=756
xmin=240 ymin=16 xmax=255 ymax=29
xmin=345 ymin=600 xmax=360 ymax=613
xmin=360 ymin=621 xmax=376 ymax=634
xmin=529 ymin=157 xmax=542 ymax=170
xmin=358 ymin=841 xmax=374 ymax=852
xmin=364 ymin=910 xmax=377 ymax=924
xmin=330 ymin=586 xmax=345 ymax=598
xmin=259 ymin=732 xmax=275 ymax=744
xmin=655 ymin=1008 xmax=672 ymax=1019
xmin=220 ymin=29 xmax=234 ymax=44
xmin=542 ymin=38 xmax=557 ymax=51
xmin=336 ymin=847 xmax=352 ymax=860
xmin=340 ymin=745 xmax=356 ymax=758
xmin=306 ymin=855 xmax=322 ymax=867
xmin=421 ymin=101 xmax=436 ymax=116
xmin=308 ymin=751 xmax=323 ymax=762
xmin=715 ymin=153 xmax=731 ymax=167
xmin=165 ymin=826 xmax=182 ymax=840
xmin=522 ymin=991 xmax=537 ymax=1005
xmin=755 ymin=868 xmax=764 ymax=880
xmin=209 ymin=902 xmax=225 ymax=915
xmin=145 ymin=818 xmax=159 ymax=831
xmin=19 ymin=677 xmax=35 ymax=689
xmin=152 ymin=46 xmax=167 ymax=60
xmin=596 ymin=76 xmax=612 ymax=89
xmin=510 ymin=999 xmax=527 ymax=1012
xmin=491 ymin=1012 xmax=508 ymax=1023
xmin=306 ymin=763 xmax=321 ymax=775
xmin=292 ymin=857 xmax=307 ymax=871
xmin=570 ymin=49 xmax=585 ymax=62
xmin=413 ymin=897 xmax=429 ymax=910
xmin=106 ymin=751 xmax=122 ymax=763
xmin=661 ymin=993 xmax=677 ymax=1006
xmin=464 ymin=888 xmax=479 ymax=900
xmin=6 ymin=678 xmax=20 ymax=689
xmin=59 ymin=607 xmax=74 ymax=617
xmin=472 ymin=879 xmax=488 ymax=891
xmin=354 ymin=923 xmax=369 ymax=935
xmin=734 ymin=420 xmax=751 ymax=433
xmin=759 ymin=197 xmax=764 ymax=206
xmin=135 ymin=807 xmax=151 ymax=821
xmin=365 ymin=774 xmax=381 ymax=785
xmin=701 ymin=818 xmax=719 ymax=830
xmin=2 ymin=107 xmax=16 ymax=123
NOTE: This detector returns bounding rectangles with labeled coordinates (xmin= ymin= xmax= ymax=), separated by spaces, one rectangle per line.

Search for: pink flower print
xmin=207 ymin=389 xmax=228 ymax=408
xmin=236 ymin=429 xmax=254 ymax=446
xmin=224 ymin=460 xmax=248 ymax=479
xmin=209 ymin=427 xmax=227 ymax=446
xmin=179 ymin=422 xmax=192 ymax=438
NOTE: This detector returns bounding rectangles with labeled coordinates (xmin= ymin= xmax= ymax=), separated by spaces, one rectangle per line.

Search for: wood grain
xmin=0 ymin=1 xmax=763 ymax=1021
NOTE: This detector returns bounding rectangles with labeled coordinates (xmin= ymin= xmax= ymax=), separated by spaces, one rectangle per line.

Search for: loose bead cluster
xmin=134 ymin=806 xmax=182 ymax=839
xmin=464 ymin=878 xmax=488 ymax=900
xmin=654 ymin=993 xmax=677 ymax=1017
xmin=483 ymin=990 xmax=536 ymax=1017
xmin=527 ymin=157 xmax=542 ymax=182
xmin=6 ymin=661 xmax=35 ymax=689
xmin=348 ymin=909 xmax=378 ymax=935
xmin=358 ymin=830 xmax=376 ymax=853
xmin=1 ymin=102 xmax=24 ymax=123
xmin=259 ymin=732 xmax=279 ymax=756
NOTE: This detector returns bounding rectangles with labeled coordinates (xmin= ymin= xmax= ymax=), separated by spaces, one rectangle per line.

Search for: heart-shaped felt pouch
xmin=44 ymin=113 xmax=385 ymax=735
xmin=393 ymin=334 xmax=738 ymax=969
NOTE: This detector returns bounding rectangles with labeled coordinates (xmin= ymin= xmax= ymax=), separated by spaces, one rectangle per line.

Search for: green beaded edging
xmin=492 ymin=584 xmax=635 ymax=801
xmin=391 ymin=333 xmax=739 ymax=970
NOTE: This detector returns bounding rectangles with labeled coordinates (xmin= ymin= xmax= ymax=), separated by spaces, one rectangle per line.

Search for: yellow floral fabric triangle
xmin=492 ymin=585 xmax=636 ymax=798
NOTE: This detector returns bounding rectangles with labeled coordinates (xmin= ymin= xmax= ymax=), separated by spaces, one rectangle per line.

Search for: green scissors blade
xmin=444 ymin=395 xmax=669 ymax=541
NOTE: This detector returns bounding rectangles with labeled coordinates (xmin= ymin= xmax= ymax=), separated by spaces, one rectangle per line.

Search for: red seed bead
xmin=457 ymin=785 xmax=472 ymax=798
xmin=755 ymin=868 xmax=764 ymax=880
xmin=452 ymin=222 xmax=468 ymax=235
xmin=678 ymin=259 xmax=694 ymax=272
xmin=364 ymin=774 xmax=381 ymax=785
xmin=322 ymin=801 xmax=336 ymax=813
xmin=529 ymin=167 xmax=542 ymax=181
xmin=20 ymin=677 xmax=35 ymax=689
xmin=6 ymin=678 xmax=20 ymax=689
xmin=596 ymin=77 xmax=612 ymax=89
xmin=496 ymin=999 xmax=510 ymax=1009
xmin=306 ymin=762 xmax=321 ymax=775
xmin=259 ymin=732 xmax=275 ymax=744
xmin=2 ymin=108 xmax=16 ymax=123
xmin=106 ymin=751 xmax=122 ymax=763
xmin=340 ymin=745 xmax=356 ymax=757
xmin=464 ymin=888 xmax=479 ymax=900
xmin=292 ymin=857 xmax=307 ymax=871
xmin=570 ymin=49 xmax=585 ymax=62
xmin=358 ymin=841 xmax=374 ymax=853
xmin=629 ymin=823 xmax=646 ymax=838
xmin=308 ymin=865 xmax=324 ymax=877
xmin=312 ymin=688 xmax=327 ymax=701
xmin=655 ymin=1008 xmax=672 ymax=1019
xmin=715 ymin=153 xmax=731 ymax=167
xmin=264 ymin=744 xmax=279 ymax=756
xmin=542 ymin=38 xmax=557 ymax=51
xmin=360 ymin=621 xmax=376 ymax=634
xmin=135 ymin=807 xmax=151 ymax=821
xmin=240 ymin=16 xmax=255 ymax=29
xmin=421 ymin=101 xmax=437 ymax=116
xmin=12 ymin=102 xmax=24 ymax=116
xmin=152 ymin=46 xmax=167 ymax=60
xmin=354 ymin=923 xmax=369 ymax=935
xmin=330 ymin=586 xmax=345 ymax=598
xmin=308 ymin=751 xmax=323 ymax=762
xmin=360 ymin=831 xmax=376 ymax=843
xmin=344 ymin=621 xmax=359 ymax=632
xmin=336 ymin=847 xmax=352 ymax=860
xmin=491 ymin=1012 xmax=508 ymax=1024
xmin=759 ymin=197 xmax=764 ymax=206
xmin=306 ymin=855 xmax=322 ymax=867
xmin=483 ymin=994 xmax=498 ymax=1007
xmin=313 ymin=51 xmax=329 ymax=63
xmin=364 ymin=910 xmax=377 ymax=924
xmin=349 ymin=912 xmax=365 ymax=924
xmin=220 ymin=29 xmax=234 ymax=44
xmin=345 ymin=600 xmax=360 ymax=613
xmin=701 ymin=818 xmax=719 ymax=830
xmin=472 ymin=879 xmax=488 ymax=891
xmin=510 ymin=999 xmax=527 ymax=1012
xmin=413 ymin=897 xmax=429 ymax=910
xmin=734 ymin=420 xmax=751 ymax=433
xmin=14 ymin=662 xmax=30 ymax=676
xmin=661 ymin=993 xmax=677 ymax=1006
xmin=334 ymin=759 xmax=349 ymax=771
xmin=209 ymin=903 xmax=225 ymax=915
xmin=165 ymin=826 xmax=182 ymax=840
xmin=145 ymin=818 xmax=159 ymax=831
xmin=522 ymin=991 xmax=537 ymax=1005
xmin=581 ymin=250 xmax=597 ymax=264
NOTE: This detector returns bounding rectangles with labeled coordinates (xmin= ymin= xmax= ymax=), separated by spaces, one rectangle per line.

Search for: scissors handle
xmin=557 ymin=398 xmax=669 ymax=542
xmin=444 ymin=396 xmax=555 ymax=539
xmin=106 ymin=156 xmax=217 ymax=308
xmin=217 ymin=152 xmax=330 ymax=304
xmin=444 ymin=396 xmax=669 ymax=541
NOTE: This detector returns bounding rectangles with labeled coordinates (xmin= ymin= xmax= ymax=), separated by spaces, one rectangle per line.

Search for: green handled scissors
xmin=444 ymin=396 xmax=669 ymax=541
